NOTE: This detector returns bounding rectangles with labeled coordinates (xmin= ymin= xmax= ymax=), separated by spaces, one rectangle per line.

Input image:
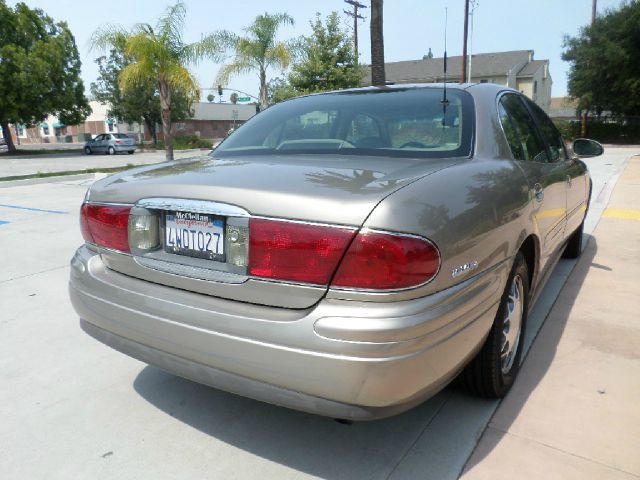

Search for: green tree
xmin=286 ymin=12 xmax=362 ymax=97
xmin=562 ymin=1 xmax=640 ymax=118
xmin=370 ymin=0 xmax=385 ymax=86
xmin=216 ymin=12 xmax=294 ymax=109
xmin=91 ymin=2 xmax=225 ymax=161
xmin=90 ymin=40 xmax=192 ymax=145
xmin=0 ymin=1 xmax=90 ymax=151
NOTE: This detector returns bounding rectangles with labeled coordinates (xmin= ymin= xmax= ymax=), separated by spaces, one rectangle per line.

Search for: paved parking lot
xmin=0 ymin=148 xmax=208 ymax=178
xmin=0 ymin=148 xmax=635 ymax=479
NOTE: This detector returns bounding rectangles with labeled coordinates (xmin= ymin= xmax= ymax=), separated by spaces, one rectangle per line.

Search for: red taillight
xmin=80 ymin=203 xmax=131 ymax=253
xmin=249 ymin=218 xmax=356 ymax=284
xmin=331 ymin=230 xmax=440 ymax=290
xmin=115 ymin=139 xmax=122 ymax=144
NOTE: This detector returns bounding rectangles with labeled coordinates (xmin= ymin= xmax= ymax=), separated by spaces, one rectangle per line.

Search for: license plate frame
xmin=163 ymin=210 xmax=226 ymax=262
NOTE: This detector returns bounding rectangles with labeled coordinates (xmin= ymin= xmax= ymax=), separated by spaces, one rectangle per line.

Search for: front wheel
xmin=108 ymin=146 xmax=116 ymax=155
xmin=84 ymin=146 xmax=92 ymax=155
xmin=458 ymin=252 xmax=529 ymax=397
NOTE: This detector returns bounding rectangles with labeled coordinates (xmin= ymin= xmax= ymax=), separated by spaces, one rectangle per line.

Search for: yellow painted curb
xmin=602 ymin=208 xmax=640 ymax=220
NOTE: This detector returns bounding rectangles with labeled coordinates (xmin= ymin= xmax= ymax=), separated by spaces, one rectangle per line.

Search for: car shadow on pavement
xmin=462 ymin=235 xmax=599 ymax=474
xmin=133 ymin=365 xmax=461 ymax=479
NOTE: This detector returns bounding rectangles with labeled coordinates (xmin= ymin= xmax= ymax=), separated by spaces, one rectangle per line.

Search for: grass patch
xmin=0 ymin=148 xmax=83 ymax=156
xmin=141 ymin=135 xmax=213 ymax=150
xmin=0 ymin=163 xmax=140 ymax=182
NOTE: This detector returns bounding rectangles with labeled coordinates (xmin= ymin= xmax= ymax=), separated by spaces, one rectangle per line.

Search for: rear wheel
xmin=127 ymin=150 xmax=134 ymax=155
xmin=84 ymin=146 xmax=92 ymax=155
xmin=458 ymin=252 xmax=529 ymax=397
xmin=108 ymin=146 xmax=116 ymax=155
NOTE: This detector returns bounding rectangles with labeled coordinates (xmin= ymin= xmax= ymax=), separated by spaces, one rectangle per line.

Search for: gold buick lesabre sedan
xmin=69 ymin=83 xmax=602 ymax=420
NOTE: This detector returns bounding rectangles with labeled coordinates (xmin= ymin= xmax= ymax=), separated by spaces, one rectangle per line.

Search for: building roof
xmin=363 ymin=50 xmax=543 ymax=84
xmin=518 ymin=59 xmax=548 ymax=77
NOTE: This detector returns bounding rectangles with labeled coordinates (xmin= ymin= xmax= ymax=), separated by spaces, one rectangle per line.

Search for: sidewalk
xmin=462 ymin=156 xmax=640 ymax=479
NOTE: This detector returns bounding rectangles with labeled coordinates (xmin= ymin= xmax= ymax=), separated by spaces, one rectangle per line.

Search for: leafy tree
xmin=288 ymin=12 xmax=362 ymax=95
xmin=92 ymin=2 xmax=225 ymax=161
xmin=267 ymin=76 xmax=299 ymax=104
xmin=267 ymin=12 xmax=362 ymax=104
xmin=90 ymin=41 xmax=192 ymax=145
xmin=370 ymin=0 xmax=385 ymax=86
xmin=562 ymin=1 xmax=640 ymax=118
xmin=216 ymin=12 xmax=295 ymax=109
xmin=0 ymin=1 xmax=90 ymax=151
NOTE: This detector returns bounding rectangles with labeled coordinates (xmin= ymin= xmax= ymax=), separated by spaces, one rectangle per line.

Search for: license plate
xmin=164 ymin=211 xmax=225 ymax=261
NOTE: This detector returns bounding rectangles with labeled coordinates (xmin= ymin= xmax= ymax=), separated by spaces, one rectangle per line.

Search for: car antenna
xmin=441 ymin=7 xmax=449 ymax=126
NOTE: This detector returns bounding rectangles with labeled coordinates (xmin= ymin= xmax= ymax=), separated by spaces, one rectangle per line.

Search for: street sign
xmin=237 ymin=97 xmax=251 ymax=102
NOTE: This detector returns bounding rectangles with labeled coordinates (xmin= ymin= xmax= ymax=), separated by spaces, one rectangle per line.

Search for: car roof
xmin=293 ymin=82 xmax=515 ymax=100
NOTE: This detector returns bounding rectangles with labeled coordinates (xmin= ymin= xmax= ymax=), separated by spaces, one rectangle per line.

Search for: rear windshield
xmin=214 ymin=88 xmax=474 ymax=159
xmin=113 ymin=133 xmax=129 ymax=139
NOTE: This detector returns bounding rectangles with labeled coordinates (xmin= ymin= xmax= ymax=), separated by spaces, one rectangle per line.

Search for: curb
xmin=0 ymin=173 xmax=96 ymax=188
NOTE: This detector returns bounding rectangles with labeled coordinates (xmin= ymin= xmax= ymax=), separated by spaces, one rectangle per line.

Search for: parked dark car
xmin=70 ymin=84 xmax=602 ymax=420
xmin=84 ymin=133 xmax=136 ymax=155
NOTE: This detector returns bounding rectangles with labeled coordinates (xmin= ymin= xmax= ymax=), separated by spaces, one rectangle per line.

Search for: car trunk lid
xmin=87 ymin=154 xmax=460 ymax=308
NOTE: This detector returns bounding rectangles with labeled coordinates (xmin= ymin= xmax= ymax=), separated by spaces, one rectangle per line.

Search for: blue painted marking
xmin=0 ymin=203 xmax=68 ymax=215
xmin=0 ymin=220 xmax=9 ymax=225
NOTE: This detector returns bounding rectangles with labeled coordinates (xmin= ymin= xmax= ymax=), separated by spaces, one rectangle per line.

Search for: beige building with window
xmin=364 ymin=50 xmax=552 ymax=112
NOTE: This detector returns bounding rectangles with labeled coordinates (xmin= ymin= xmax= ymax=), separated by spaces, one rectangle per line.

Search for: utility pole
xmin=344 ymin=0 xmax=367 ymax=63
xmin=467 ymin=0 xmax=478 ymax=82
xmin=461 ymin=0 xmax=470 ymax=83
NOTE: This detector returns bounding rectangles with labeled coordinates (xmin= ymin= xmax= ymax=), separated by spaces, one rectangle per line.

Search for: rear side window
xmin=524 ymin=98 xmax=566 ymax=162
xmin=499 ymin=94 xmax=548 ymax=163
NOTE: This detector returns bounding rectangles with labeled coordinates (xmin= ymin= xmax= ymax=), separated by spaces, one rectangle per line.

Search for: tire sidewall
xmin=491 ymin=252 xmax=530 ymax=395
xmin=108 ymin=146 xmax=115 ymax=155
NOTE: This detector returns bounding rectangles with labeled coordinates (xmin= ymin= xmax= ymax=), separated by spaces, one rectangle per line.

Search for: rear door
xmin=498 ymin=93 xmax=567 ymax=273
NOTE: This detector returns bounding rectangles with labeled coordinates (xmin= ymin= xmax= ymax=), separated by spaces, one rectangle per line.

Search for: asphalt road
xmin=0 ymin=148 xmax=634 ymax=480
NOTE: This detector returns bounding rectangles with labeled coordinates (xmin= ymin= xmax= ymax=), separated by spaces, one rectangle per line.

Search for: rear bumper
xmin=69 ymin=246 xmax=507 ymax=419
xmin=113 ymin=144 xmax=136 ymax=152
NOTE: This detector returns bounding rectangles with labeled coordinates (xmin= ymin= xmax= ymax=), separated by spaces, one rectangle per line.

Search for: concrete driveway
xmin=0 ymin=148 xmax=636 ymax=479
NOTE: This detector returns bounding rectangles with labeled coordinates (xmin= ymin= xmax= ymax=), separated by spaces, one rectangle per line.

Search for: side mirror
xmin=572 ymin=138 xmax=604 ymax=158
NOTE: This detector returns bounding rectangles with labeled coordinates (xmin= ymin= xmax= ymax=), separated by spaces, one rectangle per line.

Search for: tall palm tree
xmin=216 ymin=12 xmax=294 ymax=109
xmin=370 ymin=0 xmax=386 ymax=86
xmin=91 ymin=2 xmax=225 ymax=161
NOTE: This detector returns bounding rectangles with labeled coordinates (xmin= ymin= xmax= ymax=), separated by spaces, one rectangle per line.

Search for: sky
xmin=13 ymin=0 xmax=626 ymax=101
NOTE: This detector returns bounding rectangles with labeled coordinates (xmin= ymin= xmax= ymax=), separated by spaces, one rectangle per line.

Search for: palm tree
xmin=91 ymin=2 xmax=225 ymax=161
xmin=370 ymin=0 xmax=386 ymax=86
xmin=216 ymin=12 xmax=294 ymax=109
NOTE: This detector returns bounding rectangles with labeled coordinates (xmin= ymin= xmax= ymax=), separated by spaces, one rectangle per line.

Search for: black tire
xmin=562 ymin=222 xmax=584 ymax=259
xmin=458 ymin=252 xmax=529 ymax=397
xmin=127 ymin=150 xmax=134 ymax=155
xmin=84 ymin=146 xmax=92 ymax=155
xmin=563 ymin=180 xmax=592 ymax=259
xmin=108 ymin=146 xmax=116 ymax=155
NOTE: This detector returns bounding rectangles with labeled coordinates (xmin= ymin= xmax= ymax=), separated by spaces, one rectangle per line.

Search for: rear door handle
xmin=533 ymin=183 xmax=544 ymax=202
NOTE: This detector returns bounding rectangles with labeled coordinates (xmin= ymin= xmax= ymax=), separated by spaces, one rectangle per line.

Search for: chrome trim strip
xmin=135 ymin=257 xmax=248 ymax=284
xmin=136 ymin=197 xmax=251 ymax=217
xmin=251 ymin=215 xmax=358 ymax=230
